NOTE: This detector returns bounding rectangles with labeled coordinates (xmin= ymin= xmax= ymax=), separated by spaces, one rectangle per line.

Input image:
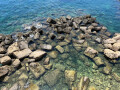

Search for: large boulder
xmin=7 ymin=42 xmax=19 ymax=55
xmin=104 ymin=49 xmax=120 ymax=59
xmin=0 ymin=56 xmax=11 ymax=65
xmin=84 ymin=47 xmax=98 ymax=58
xmin=0 ymin=66 xmax=9 ymax=78
xmin=40 ymin=44 xmax=52 ymax=50
xmin=29 ymin=50 xmax=46 ymax=60
xmin=13 ymin=49 xmax=32 ymax=59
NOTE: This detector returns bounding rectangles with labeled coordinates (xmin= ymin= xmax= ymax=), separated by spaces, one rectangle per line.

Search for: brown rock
xmin=12 ymin=59 xmax=21 ymax=68
xmin=0 ymin=66 xmax=9 ymax=78
xmin=0 ymin=46 xmax=6 ymax=54
xmin=93 ymin=57 xmax=104 ymax=66
xmin=0 ymin=56 xmax=11 ymax=65
xmin=48 ymin=51 xmax=58 ymax=58
xmin=55 ymin=45 xmax=64 ymax=53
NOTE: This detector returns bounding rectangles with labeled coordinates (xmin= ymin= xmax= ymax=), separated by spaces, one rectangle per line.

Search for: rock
xmin=55 ymin=45 xmax=64 ymax=53
xmin=84 ymin=47 xmax=98 ymax=58
xmin=88 ymin=86 xmax=96 ymax=90
xmin=13 ymin=48 xmax=32 ymax=59
xmin=7 ymin=42 xmax=19 ymax=55
xmin=73 ymin=43 xmax=81 ymax=51
xmin=95 ymin=38 xmax=101 ymax=43
xmin=12 ymin=59 xmax=21 ymax=68
xmin=113 ymin=33 xmax=120 ymax=40
xmin=18 ymin=73 xmax=28 ymax=80
xmin=103 ymin=65 xmax=112 ymax=75
xmin=23 ymin=58 xmax=35 ymax=63
xmin=104 ymin=44 xmax=112 ymax=49
xmin=44 ymin=63 xmax=52 ymax=70
xmin=112 ymin=42 xmax=120 ymax=51
xmin=0 ymin=66 xmax=9 ymax=78
xmin=31 ymin=26 xmax=37 ymax=31
xmin=104 ymin=49 xmax=120 ymax=59
xmin=34 ymin=32 xmax=40 ymax=39
xmin=77 ymin=77 xmax=90 ymax=90
xmin=47 ymin=17 xmax=56 ymax=24
xmin=29 ymin=50 xmax=46 ymax=60
xmin=0 ymin=54 xmax=5 ymax=58
xmin=43 ymin=57 xmax=50 ymax=65
xmin=73 ymin=39 xmax=85 ymax=44
xmin=112 ymin=73 xmax=120 ymax=82
xmin=25 ymin=83 xmax=39 ymax=90
xmin=65 ymin=70 xmax=76 ymax=82
xmin=0 ymin=56 xmax=11 ymax=65
xmin=58 ymin=42 xmax=68 ymax=46
xmin=66 ymin=15 xmax=71 ymax=20
xmin=1 ymin=87 xmax=8 ymax=90
xmin=73 ymin=22 xmax=78 ymax=29
xmin=40 ymin=44 xmax=52 ymax=50
xmin=43 ymin=69 xmax=62 ymax=87
xmin=30 ymin=62 xmax=45 ymax=79
xmin=103 ymin=38 xmax=116 ymax=44
xmin=0 ymin=46 xmax=6 ymax=54
xmin=48 ymin=51 xmax=58 ymax=58
xmin=93 ymin=57 xmax=104 ymax=66
xmin=54 ymin=63 xmax=66 ymax=71
xmin=9 ymin=83 xmax=20 ymax=90
xmin=80 ymin=26 xmax=87 ymax=32
xmin=19 ymin=41 xmax=28 ymax=50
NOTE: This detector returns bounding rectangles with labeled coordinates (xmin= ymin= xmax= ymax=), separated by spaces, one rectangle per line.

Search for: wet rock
xmin=9 ymin=83 xmax=20 ymax=90
xmin=0 ymin=66 xmax=9 ymax=78
xmin=104 ymin=44 xmax=112 ymax=49
xmin=0 ymin=56 xmax=11 ymax=65
xmin=58 ymin=41 xmax=68 ymax=46
xmin=4 ymin=35 xmax=13 ymax=45
xmin=43 ymin=69 xmax=62 ymax=87
xmin=103 ymin=65 xmax=112 ymax=75
xmin=88 ymin=86 xmax=96 ymax=90
xmin=19 ymin=41 xmax=28 ymax=50
xmin=18 ymin=73 xmax=28 ymax=80
xmin=73 ymin=43 xmax=82 ymax=51
xmin=104 ymin=49 xmax=120 ymax=59
xmin=65 ymin=70 xmax=76 ymax=82
xmin=47 ymin=17 xmax=56 ymax=24
xmin=13 ymin=48 xmax=32 ymax=59
xmin=34 ymin=32 xmax=40 ymax=39
xmin=7 ymin=42 xmax=19 ymax=55
xmin=55 ymin=45 xmax=64 ymax=53
xmin=77 ymin=77 xmax=90 ymax=90
xmin=44 ymin=63 xmax=52 ymax=70
xmin=0 ymin=46 xmax=6 ymax=54
xmin=43 ymin=57 xmax=50 ymax=65
xmin=112 ymin=73 xmax=120 ymax=82
xmin=29 ymin=50 xmax=46 ymax=60
xmin=84 ymin=47 xmax=98 ymax=58
xmin=12 ymin=59 xmax=21 ymax=68
xmin=30 ymin=62 xmax=45 ymax=79
xmin=25 ymin=83 xmax=39 ymax=90
xmin=48 ymin=51 xmax=58 ymax=58
xmin=66 ymin=15 xmax=71 ymax=20
xmin=112 ymin=42 xmax=120 ymax=51
xmin=40 ymin=44 xmax=52 ymax=50
xmin=103 ymin=38 xmax=116 ymax=44
xmin=93 ymin=57 xmax=104 ymax=66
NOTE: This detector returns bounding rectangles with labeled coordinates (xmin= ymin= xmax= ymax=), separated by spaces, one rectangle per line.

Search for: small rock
xmin=112 ymin=42 xmax=120 ymax=51
xmin=19 ymin=41 xmax=28 ymax=50
xmin=55 ymin=45 xmax=64 ymax=53
xmin=65 ymin=70 xmax=76 ymax=82
xmin=48 ymin=51 xmax=58 ymax=58
xmin=0 ymin=66 xmax=9 ymax=78
xmin=47 ymin=18 xmax=56 ymax=24
xmin=0 ymin=46 xmax=6 ymax=54
xmin=0 ymin=56 xmax=11 ymax=65
xmin=25 ymin=83 xmax=39 ymax=90
xmin=40 ymin=44 xmax=52 ymax=50
xmin=43 ymin=57 xmax=50 ymax=65
xmin=9 ymin=83 xmax=20 ymax=90
xmin=112 ymin=73 xmax=120 ymax=82
xmin=12 ymin=59 xmax=21 ymax=68
xmin=103 ymin=65 xmax=112 ymax=75
xmin=44 ymin=63 xmax=52 ymax=70
xmin=93 ymin=57 xmax=104 ymax=66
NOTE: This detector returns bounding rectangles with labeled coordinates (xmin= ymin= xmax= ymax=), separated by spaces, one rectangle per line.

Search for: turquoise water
xmin=0 ymin=0 xmax=120 ymax=34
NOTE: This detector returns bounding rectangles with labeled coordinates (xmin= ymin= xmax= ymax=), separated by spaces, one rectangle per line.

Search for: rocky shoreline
xmin=0 ymin=15 xmax=120 ymax=90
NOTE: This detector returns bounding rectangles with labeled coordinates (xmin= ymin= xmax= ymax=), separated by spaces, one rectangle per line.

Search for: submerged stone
xmin=40 ymin=44 xmax=52 ymax=50
xmin=25 ymin=83 xmax=39 ymax=90
xmin=93 ymin=57 xmax=104 ymax=66
xmin=55 ymin=45 xmax=64 ymax=53
xmin=48 ymin=51 xmax=58 ymax=58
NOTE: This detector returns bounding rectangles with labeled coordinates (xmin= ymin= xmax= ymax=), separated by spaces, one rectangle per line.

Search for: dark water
xmin=0 ymin=0 xmax=120 ymax=34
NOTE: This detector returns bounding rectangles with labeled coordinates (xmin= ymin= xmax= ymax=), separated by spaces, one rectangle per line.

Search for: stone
xmin=95 ymin=38 xmax=101 ymax=43
xmin=48 ymin=51 xmax=58 ymax=58
xmin=104 ymin=44 xmax=112 ymax=49
xmin=43 ymin=69 xmax=62 ymax=87
xmin=113 ymin=33 xmax=120 ymax=40
xmin=88 ymin=86 xmax=96 ymax=90
xmin=112 ymin=42 xmax=120 ymax=51
xmin=29 ymin=50 xmax=46 ymax=60
xmin=18 ymin=73 xmax=28 ymax=80
xmin=54 ymin=63 xmax=66 ymax=71
xmin=84 ymin=47 xmax=98 ymax=58
xmin=44 ymin=63 xmax=52 ymax=70
xmin=73 ymin=43 xmax=81 ymax=51
xmin=0 ymin=66 xmax=9 ymax=78
xmin=19 ymin=41 xmax=28 ymax=50
xmin=65 ymin=70 xmax=76 ymax=82
xmin=103 ymin=65 xmax=112 ymax=75
xmin=73 ymin=22 xmax=78 ymax=29
xmin=93 ymin=57 xmax=104 ymax=66
xmin=66 ymin=15 xmax=71 ymax=20
xmin=7 ymin=42 xmax=19 ymax=55
xmin=25 ymin=83 xmax=39 ymax=90
xmin=77 ymin=77 xmax=90 ymax=90
xmin=9 ymin=83 xmax=20 ymax=90
xmin=34 ymin=32 xmax=40 ymax=39
xmin=30 ymin=62 xmax=45 ymax=79
xmin=40 ymin=44 xmax=52 ymax=50
xmin=104 ymin=49 xmax=120 ymax=59
xmin=43 ymin=57 xmax=50 ymax=65
xmin=47 ymin=17 xmax=56 ymax=24
xmin=58 ymin=42 xmax=68 ymax=46
xmin=112 ymin=73 xmax=120 ymax=82
xmin=0 ymin=56 xmax=11 ymax=65
xmin=12 ymin=59 xmax=21 ymax=68
xmin=103 ymin=38 xmax=116 ymax=44
xmin=1 ymin=87 xmax=8 ymax=90
xmin=55 ymin=45 xmax=64 ymax=53
xmin=0 ymin=46 xmax=6 ymax=54
xmin=80 ymin=26 xmax=87 ymax=32
xmin=23 ymin=58 xmax=35 ymax=63
xmin=13 ymin=49 xmax=32 ymax=59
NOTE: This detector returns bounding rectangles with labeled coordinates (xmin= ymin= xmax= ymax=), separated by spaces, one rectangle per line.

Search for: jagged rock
xmin=93 ymin=57 xmax=104 ymax=66
xmin=65 ymin=70 xmax=76 ymax=82
xmin=55 ymin=45 xmax=64 ymax=53
xmin=30 ymin=62 xmax=45 ymax=79
xmin=43 ymin=69 xmax=62 ymax=87
xmin=0 ymin=46 xmax=6 ymax=54
xmin=19 ymin=41 xmax=28 ymax=50
xmin=104 ymin=49 xmax=120 ymax=59
xmin=0 ymin=56 xmax=11 ymax=65
xmin=48 ymin=51 xmax=58 ymax=58
xmin=43 ymin=57 xmax=50 ymax=65
xmin=0 ymin=66 xmax=9 ymax=78
xmin=12 ymin=59 xmax=21 ymax=68
xmin=103 ymin=65 xmax=112 ymax=75
xmin=13 ymin=48 xmax=32 ymax=59
xmin=29 ymin=50 xmax=46 ymax=60
xmin=40 ymin=44 xmax=52 ymax=50
xmin=112 ymin=42 xmax=120 ymax=51
xmin=73 ymin=22 xmax=78 ymax=29
xmin=77 ymin=77 xmax=90 ymax=90
xmin=103 ymin=38 xmax=116 ymax=44
xmin=7 ymin=42 xmax=19 ymax=55
xmin=84 ymin=47 xmax=98 ymax=58
xmin=73 ymin=39 xmax=85 ymax=44
xmin=9 ymin=83 xmax=20 ymax=90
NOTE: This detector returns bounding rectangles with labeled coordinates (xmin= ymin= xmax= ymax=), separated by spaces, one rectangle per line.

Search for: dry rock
xmin=0 ymin=56 xmax=11 ymax=65
xmin=12 ymin=59 xmax=21 ymax=68
xmin=40 ymin=44 xmax=52 ymax=50
xmin=48 ymin=51 xmax=58 ymax=58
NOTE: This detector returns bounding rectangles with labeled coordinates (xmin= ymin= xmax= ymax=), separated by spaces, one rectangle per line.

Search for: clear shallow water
xmin=0 ymin=0 xmax=120 ymax=34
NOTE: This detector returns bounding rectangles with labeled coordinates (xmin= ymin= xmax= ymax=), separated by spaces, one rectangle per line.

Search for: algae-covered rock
xmin=25 ymin=83 xmax=39 ymax=90
xmin=55 ymin=45 xmax=64 ymax=53
xmin=103 ymin=65 xmax=112 ymax=75
xmin=48 ymin=51 xmax=58 ymax=58
xmin=93 ymin=57 xmax=104 ymax=66
xmin=65 ymin=70 xmax=76 ymax=82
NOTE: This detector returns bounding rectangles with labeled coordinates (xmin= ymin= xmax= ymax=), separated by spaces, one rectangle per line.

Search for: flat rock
xmin=43 ymin=69 xmax=62 ymax=87
xmin=55 ymin=45 xmax=64 ymax=53
xmin=0 ymin=66 xmax=9 ymax=78
xmin=12 ymin=59 xmax=21 ymax=68
xmin=48 ymin=51 xmax=58 ymax=58
xmin=29 ymin=50 xmax=46 ymax=60
xmin=0 ymin=56 xmax=11 ymax=65
xmin=40 ymin=44 xmax=52 ymax=50
xmin=93 ymin=57 xmax=104 ymax=66
xmin=19 ymin=41 xmax=28 ymax=50
xmin=13 ymin=48 xmax=32 ymax=59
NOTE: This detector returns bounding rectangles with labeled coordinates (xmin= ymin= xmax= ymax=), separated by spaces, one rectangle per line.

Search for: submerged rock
xmin=9 ymin=83 xmax=20 ymax=90
xmin=55 ymin=45 xmax=64 ymax=53
xmin=93 ymin=57 xmax=104 ymax=66
xmin=25 ymin=83 xmax=39 ymax=90
xmin=48 ymin=51 xmax=58 ymax=58
xmin=65 ymin=70 xmax=76 ymax=82
xmin=103 ymin=65 xmax=112 ymax=75
xmin=19 ymin=41 xmax=28 ymax=50
xmin=40 ymin=44 xmax=52 ymax=50
xmin=112 ymin=73 xmax=120 ymax=82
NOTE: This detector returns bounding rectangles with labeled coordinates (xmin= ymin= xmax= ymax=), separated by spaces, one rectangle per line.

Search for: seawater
xmin=0 ymin=0 xmax=120 ymax=34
